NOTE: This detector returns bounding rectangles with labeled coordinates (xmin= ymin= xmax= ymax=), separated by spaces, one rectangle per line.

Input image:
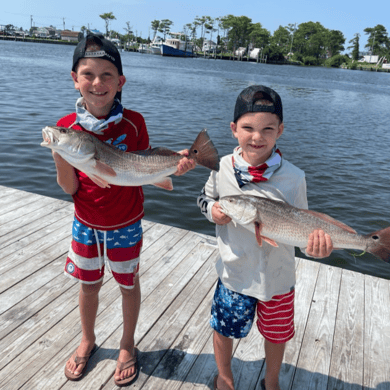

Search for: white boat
xmin=235 ymin=47 xmax=246 ymax=56
xmin=249 ymin=48 xmax=261 ymax=59
xmin=137 ymin=43 xmax=150 ymax=53
xmin=149 ymin=36 xmax=163 ymax=55
xmin=161 ymin=33 xmax=194 ymax=57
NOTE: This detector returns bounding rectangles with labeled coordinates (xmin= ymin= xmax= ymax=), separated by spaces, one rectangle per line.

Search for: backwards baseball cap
xmin=233 ymin=85 xmax=283 ymax=123
xmin=72 ymin=32 xmax=123 ymax=75
xmin=72 ymin=33 xmax=124 ymax=101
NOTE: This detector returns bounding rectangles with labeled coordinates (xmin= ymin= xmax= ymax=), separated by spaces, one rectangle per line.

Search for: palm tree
xmin=100 ymin=12 xmax=116 ymax=37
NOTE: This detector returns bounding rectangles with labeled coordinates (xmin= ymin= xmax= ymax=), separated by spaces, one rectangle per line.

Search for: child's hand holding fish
xmin=211 ymin=202 xmax=232 ymax=225
xmin=173 ymin=150 xmax=196 ymax=176
xmin=306 ymin=229 xmax=334 ymax=258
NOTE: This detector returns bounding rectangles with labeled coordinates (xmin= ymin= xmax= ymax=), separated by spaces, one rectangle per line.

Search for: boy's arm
xmin=197 ymin=170 xmax=231 ymax=224
xmin=52 ymin=151 xmax=79 ymax=195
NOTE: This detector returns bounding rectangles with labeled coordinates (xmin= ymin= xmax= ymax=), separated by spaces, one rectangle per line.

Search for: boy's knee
xmin=80 ymin=280 xmax=103 ymax=296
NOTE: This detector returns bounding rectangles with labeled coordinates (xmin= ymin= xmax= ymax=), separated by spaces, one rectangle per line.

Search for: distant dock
xmin=0 ymin=185 xmax=390 ymax=389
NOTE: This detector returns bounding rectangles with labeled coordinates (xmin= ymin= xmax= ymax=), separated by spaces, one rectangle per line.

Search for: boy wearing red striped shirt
xmin=197 ymin=85 xmax=333 ymax=390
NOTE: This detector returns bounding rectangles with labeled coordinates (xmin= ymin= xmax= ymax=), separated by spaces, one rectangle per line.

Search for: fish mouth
xmin=41 ymin=128 xmax=54 ymax=146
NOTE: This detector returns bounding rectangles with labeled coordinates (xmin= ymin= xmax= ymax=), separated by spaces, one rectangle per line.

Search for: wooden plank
xmin=0 ymin=241 xmax=69 ymax=315
xmin=0 ymin=198 xmax=72 ymax=246
xmin=134 ymin=287 xmax=215 ymax=390
xmin=0 ymin=275 xmax=122 ymax=389
xmin=100 ymin=247 xmax=219 ymax=390
xmin=0 ymin=191 xmax=46 ymax=217
xmin=275 ymin=258 xmax=320 ymax=390
xmin=328 ymin=269 xmax=364 ymax=389
xmin=0 ymin=218 xmax=72 ymax=276
xmin=292 ymin=264 xmax=342 ymax=390
xmin=0 ymin=186 xmax=20 ymax=198
xmin=363 ymin=275 xmax=390 ymax=388
xmin=0 ymin=273 xmax=74 ymax=340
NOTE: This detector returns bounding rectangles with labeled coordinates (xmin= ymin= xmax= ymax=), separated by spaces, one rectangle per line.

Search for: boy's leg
xmin=66 ymin=281 xmax=102 ymax=375
xmin=263 ymin=340 xmax=285 ymax=390
xmin=210 ymin=279 xmax=258 ymax=390
xmin=114 ymin=275 xmax=141 ymax=381
xmin=213 ymin=331 xmax=234 ymax=390
xmin=256 ymin=289 xmax=295 ymax=390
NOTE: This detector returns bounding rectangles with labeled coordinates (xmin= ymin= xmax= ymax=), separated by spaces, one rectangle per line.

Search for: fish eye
xmin=372 ymin=235 xmax=379 ymax=240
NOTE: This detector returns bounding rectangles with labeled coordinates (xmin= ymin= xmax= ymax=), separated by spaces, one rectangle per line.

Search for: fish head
xmin=41 ymin=126 xmax=96 ymax=164
xmin=219 ymin=195 xmax=258 ymax=225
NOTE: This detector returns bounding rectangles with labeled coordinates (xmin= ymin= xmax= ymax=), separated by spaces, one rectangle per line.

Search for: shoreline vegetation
xmin=1 ymin=35 xmax=389 ymax=73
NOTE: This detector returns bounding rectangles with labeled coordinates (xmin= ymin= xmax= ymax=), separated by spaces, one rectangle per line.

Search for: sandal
xmin=114 ymin=348 xmax=139 ymax=387
xmin=64 ymin=343 xmax=97 ymax=381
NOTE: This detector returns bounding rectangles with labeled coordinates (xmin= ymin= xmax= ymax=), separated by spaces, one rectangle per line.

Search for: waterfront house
xmin=61 ymin=30 xmax=80 ymax=42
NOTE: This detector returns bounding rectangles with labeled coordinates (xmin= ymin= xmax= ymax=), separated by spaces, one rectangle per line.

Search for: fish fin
xmin=255 ymin=222 xmax=263 ymax=247
xmin=94 ymin=160 xmax=117 ymax=177
xmin=262 ymin=236 xmax=279 ymax=247
xmin=152 ymin=177 xmax=173 ymax=191
xmin=188 ymin=129 xmax=220 ymax=171
xmin=89 ymin=175 xmax=111 ymax=188
xmin=301 ymin=209 xmax=357 ymax=234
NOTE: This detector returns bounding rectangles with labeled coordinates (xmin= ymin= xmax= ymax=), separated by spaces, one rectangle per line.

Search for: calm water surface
xmin=1 ymin=40 xmax=390 ymax=278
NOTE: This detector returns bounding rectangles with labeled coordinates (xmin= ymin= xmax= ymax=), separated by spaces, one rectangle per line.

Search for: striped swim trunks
xmin=211 ymin=279 xmax=295 ymax=343
xmin=256 ymin=290 xmax=295 ymax=343
xmin=64 ymin=217 xmax=143 ymax=289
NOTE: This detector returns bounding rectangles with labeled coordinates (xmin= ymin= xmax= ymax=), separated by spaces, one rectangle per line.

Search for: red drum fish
xmin=41 ymin=126 xmax=219 ymax=190
xmin=219 ymin=195 xmax=390 ymax=262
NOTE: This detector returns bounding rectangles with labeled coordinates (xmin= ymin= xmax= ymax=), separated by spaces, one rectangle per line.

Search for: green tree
xmin=224 ymin=15 xmax=253 ymax=53
xmin=347 ymin=33 xmax=360 ymax=61
xmin=293 ymin=22 xmax=327 ymax=63
xmin=158 ymin=19 xmax=173 ymax=40
xmin=326 ymin=30 xmax=345 ymax=57
xmin=364 ymin=25 xmax=390 ymax=57
xmin=204 ymin=17 xmax=217 ymax=51
xmin=271 ymin=26 xmax=290 ymax=55
xmin=99 ymin=12 xmax=116 ymax=37
xmin=151 ymin=20 xmax=160 ymax=40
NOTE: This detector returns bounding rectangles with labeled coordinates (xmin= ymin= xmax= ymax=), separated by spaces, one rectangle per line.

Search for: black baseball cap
xmin=233 ymin=85 xmax=283 ymax=123
xmin=72 ymin=32 xmax=123 ymax=75
xmin=72 ymin=33 xmax=124 ymax=101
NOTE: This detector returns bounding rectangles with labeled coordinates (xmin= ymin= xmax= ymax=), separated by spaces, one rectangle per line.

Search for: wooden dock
xmin=1 ymin=185 xmax=390 ymax=390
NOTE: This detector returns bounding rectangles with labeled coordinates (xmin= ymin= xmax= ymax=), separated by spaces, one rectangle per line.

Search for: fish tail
xmin=189 ymin=129 xmax=219 ymax=171
xmin=365 ymin=227 xmax=390 ymax=263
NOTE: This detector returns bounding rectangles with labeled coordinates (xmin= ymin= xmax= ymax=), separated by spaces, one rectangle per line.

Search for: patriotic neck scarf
xmin=75 ymin=97 xmax=124 ymax=134
xmin=232 ymin=146 xmax=282 ymax=188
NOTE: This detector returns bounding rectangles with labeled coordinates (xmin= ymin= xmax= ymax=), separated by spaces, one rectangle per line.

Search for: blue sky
xmin=2 ymin=0 xmax=388 ymax=52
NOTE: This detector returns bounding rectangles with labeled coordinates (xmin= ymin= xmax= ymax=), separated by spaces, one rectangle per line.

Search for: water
xmin=1 ymin=40 xmax=390 ymax=279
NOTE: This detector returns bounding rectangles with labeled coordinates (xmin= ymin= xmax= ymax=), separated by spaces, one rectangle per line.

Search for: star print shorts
xmin=64 ymin=218 xmax=143 ymax=289
xmin=210 ymin=279 xmax=295 ymax=343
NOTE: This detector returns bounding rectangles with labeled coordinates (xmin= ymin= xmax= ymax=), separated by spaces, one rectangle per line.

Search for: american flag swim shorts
xmin=64 ymin=217 xmax=142 ymax=289
xmin=211 ymin=279 xmax=295 ymax=343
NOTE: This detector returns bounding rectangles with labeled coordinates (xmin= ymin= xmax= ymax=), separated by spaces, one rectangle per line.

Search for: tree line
xmin=100 ymin=13 xmax=389 ymax=65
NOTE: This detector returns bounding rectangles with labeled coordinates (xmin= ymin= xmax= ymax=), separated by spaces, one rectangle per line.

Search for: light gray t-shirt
xmin=197 ymin=153 xmax=308 ymax=301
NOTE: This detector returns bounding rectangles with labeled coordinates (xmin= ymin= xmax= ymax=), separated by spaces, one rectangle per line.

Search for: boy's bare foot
xmin=114 ymin=347 xmax=138 ymax=383
xmin=65 ymin=339 xmax=96 ymax=377
xmin=215 ymin=374 xmax=235 ymax=390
